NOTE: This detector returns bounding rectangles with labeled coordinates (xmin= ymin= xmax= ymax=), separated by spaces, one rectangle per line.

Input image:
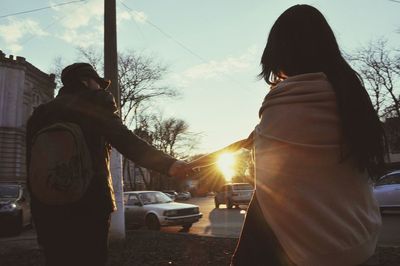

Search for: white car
xmin=176 ymin=191 xmax=191 ymax=201
xmin=373 ymin=170 xmax=400 ymax=212
xmin=214 ymin=183 xmax=254 ymax=209
xmin=124 ymin=191 xmax=202 ymax=230
xmin=162 ymin=190 xmax=178 ymax=201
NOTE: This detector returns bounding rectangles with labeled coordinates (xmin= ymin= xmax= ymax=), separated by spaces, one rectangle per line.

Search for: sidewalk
xmin=1 ymin=230 xmax=400 ymax=265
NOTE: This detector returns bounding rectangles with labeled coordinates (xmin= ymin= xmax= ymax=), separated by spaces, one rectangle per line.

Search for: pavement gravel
xmin=1 ymin=229 xmax=400 ymax=266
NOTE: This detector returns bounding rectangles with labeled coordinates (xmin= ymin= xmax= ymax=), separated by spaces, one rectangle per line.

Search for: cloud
xmin=52 ymin=0 xmax=103 ymax=30
xmin=57 ymin=29 xmax=102 ymax=48
xmin=0 ymin=18 xmax=48 ymax=53
xmin=119 ymin=10 xmax=148 ymax=24
xmin=50 ymin=0 xmax=147 ymax=46
xmin=8 ymin=44 xmax=23 ymax=53
xmin=50 ymin=0 xmax=102 ymax=47
xmin=180 ymin=46 xmax=259 ymax=81
xmin=184 ymin=57 xmax=250 ymax=79
xmin=131 ymin=11 xmax=148 ymax=23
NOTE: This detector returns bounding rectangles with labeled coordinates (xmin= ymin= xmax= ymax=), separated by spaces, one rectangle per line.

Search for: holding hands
xmin=168 ymin=133 xmax=253 ymax=179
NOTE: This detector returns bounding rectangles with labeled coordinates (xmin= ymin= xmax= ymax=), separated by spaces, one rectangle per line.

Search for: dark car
xmin=0 ymin=183 xmax=32 ymax=235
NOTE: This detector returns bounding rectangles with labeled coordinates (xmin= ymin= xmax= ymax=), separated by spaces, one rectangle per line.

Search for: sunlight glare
xmin=217 ymin=153 xmax=236 ymax=182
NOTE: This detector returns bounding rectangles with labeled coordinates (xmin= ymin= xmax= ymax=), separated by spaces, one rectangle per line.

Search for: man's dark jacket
xmin=26 ymin=83 xmax=176 ymax=215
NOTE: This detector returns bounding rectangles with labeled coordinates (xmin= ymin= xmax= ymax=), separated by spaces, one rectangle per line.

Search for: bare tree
xmin=76 ymin=46 xmax=103 ymax=74
xmin=151 ymin=116 xmax=189 ymax=157
xmin=348 ymin=39 xmax=400 ymax=118
xmin=130 ymin=113 xmax=200 ymax=190
xmin=118 ymin=50 xmax=178 ymax=124
xmin=48 ymin=56 xmax=66 ymax=93
xmin=232 ymin=149 xmax=254 ymax=184
xmin=73 ymin=47 xmax=179 ymax=123
xmin=132 ymin=113 xmax=200 ymax=158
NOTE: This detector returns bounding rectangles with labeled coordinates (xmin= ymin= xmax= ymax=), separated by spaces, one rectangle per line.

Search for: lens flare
xmin=217 ymin=153 xmax=236 ymax=181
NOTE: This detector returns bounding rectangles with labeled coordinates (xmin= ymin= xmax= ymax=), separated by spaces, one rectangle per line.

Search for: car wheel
xmin=227 ymin=200 xmax=233 ymax=209
xmin=182 ymin=223 xmax=192 ymax=230
xmin=146 ymin=214 xmax=160 ymax=231
xmin=215 ymin=199 xmax=220 ymax=209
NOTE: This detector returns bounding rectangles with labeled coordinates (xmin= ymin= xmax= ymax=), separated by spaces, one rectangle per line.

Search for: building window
xmin=32 ymin=92 xmax=41 ymax=108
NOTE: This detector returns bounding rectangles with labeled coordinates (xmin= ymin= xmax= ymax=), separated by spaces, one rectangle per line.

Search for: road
xmin=162 ymin=196 xmax=400 ymax=247
xmin=378 ymin=210 xmax=400 ymax=246
xmin=161 ymin=196 xmax=246 ymax=238
xmin=1 ymin=196 xmax=399 ymax=246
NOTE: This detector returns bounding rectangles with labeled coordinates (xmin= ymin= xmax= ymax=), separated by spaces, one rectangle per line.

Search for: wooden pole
xmin=104 ymin=0 xmax=125 ymax=241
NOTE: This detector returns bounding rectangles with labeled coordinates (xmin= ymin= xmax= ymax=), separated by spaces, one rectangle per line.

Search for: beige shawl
xmin=255 ymin=73 xmax=381 ymax=266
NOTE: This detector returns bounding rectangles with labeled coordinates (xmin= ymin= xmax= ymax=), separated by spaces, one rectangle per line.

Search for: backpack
xmin=29 ymin=122 xmax=93 ymax=205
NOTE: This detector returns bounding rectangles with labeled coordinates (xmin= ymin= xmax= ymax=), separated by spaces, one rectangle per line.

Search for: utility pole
xmin=104 ymin=0 xmax=125 ymax=241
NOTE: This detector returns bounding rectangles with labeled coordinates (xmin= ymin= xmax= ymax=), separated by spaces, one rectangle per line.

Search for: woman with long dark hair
xmin=231 ymin=5 xmax=386 ymax=266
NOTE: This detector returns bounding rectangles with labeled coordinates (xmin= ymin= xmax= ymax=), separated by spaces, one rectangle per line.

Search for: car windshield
xmin=0 ymin=185 xmax=19 ymax=198
xmin=232 ymin=184 xmax=253 ymax=191
xmin=138 ymin=192 xmax=173 ymax=205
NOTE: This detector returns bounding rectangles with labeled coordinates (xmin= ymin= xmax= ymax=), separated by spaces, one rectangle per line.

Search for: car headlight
xmin=1 ymin=203 xmax=17 ymax=211
xmin=164 ymin=210 xmax=178 ymax=216
xmin=194 ymin=207 xmax=199 ymax=214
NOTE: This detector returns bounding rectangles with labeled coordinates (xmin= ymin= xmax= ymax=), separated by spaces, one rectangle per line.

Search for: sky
xmin=0 ymin=0 xmax=400 ymax=155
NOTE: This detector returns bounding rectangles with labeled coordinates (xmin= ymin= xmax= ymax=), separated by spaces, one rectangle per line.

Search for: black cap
xmin=61 ymin=63 xmax=111 ymax=89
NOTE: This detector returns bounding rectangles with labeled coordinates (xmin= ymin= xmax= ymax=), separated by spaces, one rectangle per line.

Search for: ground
xmin=1 ymin=196 xmax=400 ymax=265
xmin=1 ymin=230 xmax=400 ymax=266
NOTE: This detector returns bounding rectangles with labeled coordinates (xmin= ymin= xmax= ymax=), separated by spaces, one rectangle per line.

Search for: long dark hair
xmin=259 ymin=4 xmax=386 ymax=179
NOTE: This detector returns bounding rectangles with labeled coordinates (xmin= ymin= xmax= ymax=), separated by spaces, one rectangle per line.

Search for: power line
xmin=0 ymin=0 xmax=86 ymax=19
xmin=20 ymin=1 xmax=88 ymax=46
xmin=20 ymin=13 xmax=70 ymax=46
xmin=119 ymin=0 xmax=254 ymax=94
xmin=119 ymin=0 xmax=208 ymax=64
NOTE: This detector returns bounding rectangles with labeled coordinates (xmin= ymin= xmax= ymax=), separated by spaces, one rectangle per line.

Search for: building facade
xmin=0 ymin=51 xmax=55 ymax=182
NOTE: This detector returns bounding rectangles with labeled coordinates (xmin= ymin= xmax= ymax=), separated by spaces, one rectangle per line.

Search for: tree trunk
xmin=124 ymin=157 xmax=134 ymax=191
xmin=138 ymin=167 xmax=150 ymax=190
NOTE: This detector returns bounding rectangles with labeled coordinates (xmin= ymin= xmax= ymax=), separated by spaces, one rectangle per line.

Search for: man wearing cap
xmin=26 ymin=62 xmax=190 ymax=266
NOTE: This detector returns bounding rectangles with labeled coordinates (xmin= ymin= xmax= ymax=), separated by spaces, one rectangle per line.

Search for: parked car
xmin=176 ymin=191 xmax=191 ymax=201
xmin=124 ymin=191 xmax=202 ymax=230
xmin=215 ymin=183 xmax=254 ymax=209
xmin=206 ymin=191 xmax=215 ymax=197
xmin=373 ymin=170 xmax=400 ymax=212
xmin=162 ymin=190 xmax=178 ymax=201
xmin=0 ymin=182 xmax=32 ymax=235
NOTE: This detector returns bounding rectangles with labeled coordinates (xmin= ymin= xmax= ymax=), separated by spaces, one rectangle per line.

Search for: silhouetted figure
xmin=26 ymin=63 xmax=190 ymax=266
xmin=231 ymin=5 xmax=385 ymax=266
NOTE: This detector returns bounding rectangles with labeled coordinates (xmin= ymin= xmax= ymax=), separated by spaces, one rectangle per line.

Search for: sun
xmin=217 ymin=153 xmax=236 ymax=182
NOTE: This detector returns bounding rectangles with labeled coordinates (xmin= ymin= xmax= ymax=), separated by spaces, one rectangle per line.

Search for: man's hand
xmin=186 ymin=136 xmax=254 ymax=170
xmin=168 ymin=160 xmax=193 ymax=179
